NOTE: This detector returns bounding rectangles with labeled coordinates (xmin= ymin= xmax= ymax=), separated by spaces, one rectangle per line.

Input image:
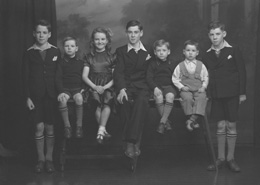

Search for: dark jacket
xmin=23 ymin=45 xmax=61 ymax=99
xmin=202 ymin=45 xmax=246 ymax=98
xmin=113 ymin=45 xmax=150 ymax=93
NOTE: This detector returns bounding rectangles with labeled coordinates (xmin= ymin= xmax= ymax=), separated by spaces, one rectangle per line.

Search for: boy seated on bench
xmin=172 ymin=40 xmax=208 ymax=131
xmin=56 ymin=36 xmax=85 ymax=139
xmin=146 ymin=39 xmax=177 ymax=134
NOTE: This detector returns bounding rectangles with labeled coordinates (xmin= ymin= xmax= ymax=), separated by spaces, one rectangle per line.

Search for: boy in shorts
xmin=56 ymin=36 xmax=84 ymax=139
xmin=203 ymin=21 xmax=246 ymax=172
xmin=23 ymin=19 xmax=60 ymax=173
xmin=147 ymin=39 xmax=177 ymax=134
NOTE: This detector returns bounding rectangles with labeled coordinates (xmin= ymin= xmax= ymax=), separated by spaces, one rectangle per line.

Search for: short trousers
xmin=31 ymin=94 xmax=57 ymax=125
xmin=63 ymin=88 xmax=82 ymax=98
xmin=159 ymin=85 xmax=178 ymax=97
xmin=211 ymin=96 xmax=239 ymax=122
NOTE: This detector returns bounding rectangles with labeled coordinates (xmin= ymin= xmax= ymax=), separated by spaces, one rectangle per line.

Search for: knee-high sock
xmin=227 ymin=133 xmax=237 ymax=161
xmin=35 ymin=135 xmax=45 ymax=161
xmin=75 ymin=104 xmax=83 ymax=127
xmin=160 ymin=102 xmax=173 ymax=124
xmin=59 ymin=106 xmax=70 ymax=127
xmin=45 ymin=134 xmax=55 ymax=161
xmin=217 ymin=132 xmax=226 ymax=160
xmin=155 ymin=102 xmax=164 ymax=116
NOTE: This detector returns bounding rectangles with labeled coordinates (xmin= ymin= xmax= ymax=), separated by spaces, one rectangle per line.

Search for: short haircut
xmin=183 ymin=40 xmax=199 ymax=50
xmin=126 ymin=20 xmax=143 ymax=31
xmin=208 ymin=21 xmax=225 ymax=32
xmin=153 ymin=39 xmax=170 ymax=51
xmin=34 ymin=19 xmax=51 ymax=32
xmin=63 ymin=36 xmax=78 ymax=46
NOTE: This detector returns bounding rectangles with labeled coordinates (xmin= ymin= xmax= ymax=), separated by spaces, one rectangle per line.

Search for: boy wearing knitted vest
xmin=172 ymin=40 xmax=208 ymax=131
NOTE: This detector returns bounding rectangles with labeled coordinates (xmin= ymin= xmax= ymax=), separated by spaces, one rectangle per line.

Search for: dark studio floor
xmin=0 ymin=145 xmax=259 ymax=185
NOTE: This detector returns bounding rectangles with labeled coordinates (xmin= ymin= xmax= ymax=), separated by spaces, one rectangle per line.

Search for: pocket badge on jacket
xmin=52 ymin=56 xmax=58 ymax=61
xmin=146 ymin=54 xmax=151 ymax=61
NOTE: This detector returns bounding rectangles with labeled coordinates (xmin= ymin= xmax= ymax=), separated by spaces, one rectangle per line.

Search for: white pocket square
xmin=146 ymin=54 xmax=151 ymax=61
xmin=227 ymin=55 xmax=232 ymax=59
xmin=52 ymin=56 xmax=58 ymax=61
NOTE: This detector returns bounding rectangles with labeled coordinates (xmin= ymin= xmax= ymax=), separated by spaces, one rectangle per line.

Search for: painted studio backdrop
xmin=0 ymin=0 xmax=259 ymax=150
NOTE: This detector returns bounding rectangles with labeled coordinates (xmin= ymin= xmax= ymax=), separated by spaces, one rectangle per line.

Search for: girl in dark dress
xmin=82 ymin=27 xmax=115 ymax=144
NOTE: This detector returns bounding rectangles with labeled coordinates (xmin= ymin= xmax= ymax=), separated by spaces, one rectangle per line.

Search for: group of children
xmin=23 ymin=19 xmax=246 ymax=174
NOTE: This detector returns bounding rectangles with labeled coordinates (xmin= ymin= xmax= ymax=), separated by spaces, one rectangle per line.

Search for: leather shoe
xmin=75 ymin=126 xmax=83 ymax=138
xmin=207 ymin=159 xmax=225 ymax=171
xmin=45 ymin=160 xmax=55 ymax=173
xmin=64 ymin=127 xmax=72 ymax=139
xmin=157 ymin=123 xmax=165 ymax=134
xmin=227 ymin=159 xmax=241 ymax=172
xmin=165 ymin=120 xmax=172 ymax=131
xmin=125 ymin=142 xmax=135 ymax=158
xmin=35 ymin=160 xmax=45 ymax=173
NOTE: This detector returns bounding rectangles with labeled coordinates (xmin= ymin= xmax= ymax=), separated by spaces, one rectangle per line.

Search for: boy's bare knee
xmin=45 ymin=124 xmax=54 ymax=135
xmin=217 ymin=120 xmax=226 ymax=133
xmin=73 ymin=93 xmax=83 ymax=105
xmin=165 ymin=93 xmax=174 ymax=102
xmin=154 ymin=94 xmax=163 ymax=102
xmin=35 ymin=122 xmax=44 ymax=136
xmin=226 ymin=121 xmax=237 ymax=134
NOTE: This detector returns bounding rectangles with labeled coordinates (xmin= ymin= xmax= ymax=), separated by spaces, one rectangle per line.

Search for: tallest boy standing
xmin=114 ymin=20 xmax=150 ymax=158
xmin=203 ymin=21 xmax=246 ymax=172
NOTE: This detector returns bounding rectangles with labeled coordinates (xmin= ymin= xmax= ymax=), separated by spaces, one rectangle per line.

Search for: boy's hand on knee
xmin=26 ymin=98 xmax=35 ymax=110
xmin=239 ymin=94 xmax=246 ymax=104
xmin=154 ymin=87 xmax=162 ymax=97
xmin=57 ymin=93 xmax=69 ymax=102
xmin=198 ymin=87 xmax=206 ymax=93
xmin=181 ymin=86 xmax=189 ymax=92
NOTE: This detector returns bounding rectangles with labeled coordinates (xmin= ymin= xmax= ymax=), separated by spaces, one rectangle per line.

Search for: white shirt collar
xmin=28 ymin=43 xmax=55 ymax=51
xmin=127 ymin=41 xmax=146 ymax=53
xmin=184 ymin=59 xmax=197 ymax=64
xmin=207 ymin=40 xmax=232 ymax=52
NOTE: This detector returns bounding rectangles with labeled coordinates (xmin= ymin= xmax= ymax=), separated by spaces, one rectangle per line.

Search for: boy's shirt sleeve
xmin=201 ymin=63 xmax=209 ymax=89
xmin=172 ymin=64 xmax=184 ymax=90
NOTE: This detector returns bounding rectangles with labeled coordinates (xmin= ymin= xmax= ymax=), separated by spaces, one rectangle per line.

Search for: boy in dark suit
xmin=114 ymin=20 xmax=151 ymax=158
xmin=203 ymin=21 xmax=246 ymax=172
xmin=23 ymin=20 xmax=61 ymax=173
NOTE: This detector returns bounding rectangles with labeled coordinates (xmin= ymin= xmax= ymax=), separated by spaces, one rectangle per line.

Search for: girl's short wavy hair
xmin=90 ymin=27 xmax=113 ymax=56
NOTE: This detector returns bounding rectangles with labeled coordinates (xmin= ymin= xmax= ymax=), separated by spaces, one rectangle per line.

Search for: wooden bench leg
xmin=60 ymin=138 xmax=67 ymax=171
xmin=202 ymin=115 xmax=217 ymax=165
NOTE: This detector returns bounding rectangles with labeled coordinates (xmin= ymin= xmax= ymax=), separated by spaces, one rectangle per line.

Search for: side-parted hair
xmin=126 ymin=20 xmax=143 ymax=31
xmin=208 ymin=21 xmax=225 ymax=32
xmin=63 ymin=36 xmax=78 ymax=46
xmin=34 ymin=19 xmax=51 ymax=32
xmin=183 ymin=40 xmax=199 ymax=51
xmin=90 ymin=27 xmax=113 ymax=56
xmin=153 ymin=39 xmax=170 ymax=51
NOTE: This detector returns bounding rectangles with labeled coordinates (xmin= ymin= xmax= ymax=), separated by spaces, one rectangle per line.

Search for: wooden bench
xmin=59 ymin=93 xmax=216 ymax=172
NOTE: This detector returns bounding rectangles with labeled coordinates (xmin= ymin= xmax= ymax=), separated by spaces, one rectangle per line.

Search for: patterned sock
xmin=35 ymin=135 xmax=45 ymax=161
xmin=155 ymin=102 xmax=164 ymax=116
xmin=226 ymin=133 xmax=237 ymax=161
xmin=75 ymin=104 xmax=83 ymax=127
xmin=217 ymin=132 xmax=226 ymax=160
xmin=45 ymin=134 xmax=55 ymax=161
xmin=59 ymin=106 xmax=70 ymax=127
xmin=160 ymin=102 xmax=173 ymax=124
